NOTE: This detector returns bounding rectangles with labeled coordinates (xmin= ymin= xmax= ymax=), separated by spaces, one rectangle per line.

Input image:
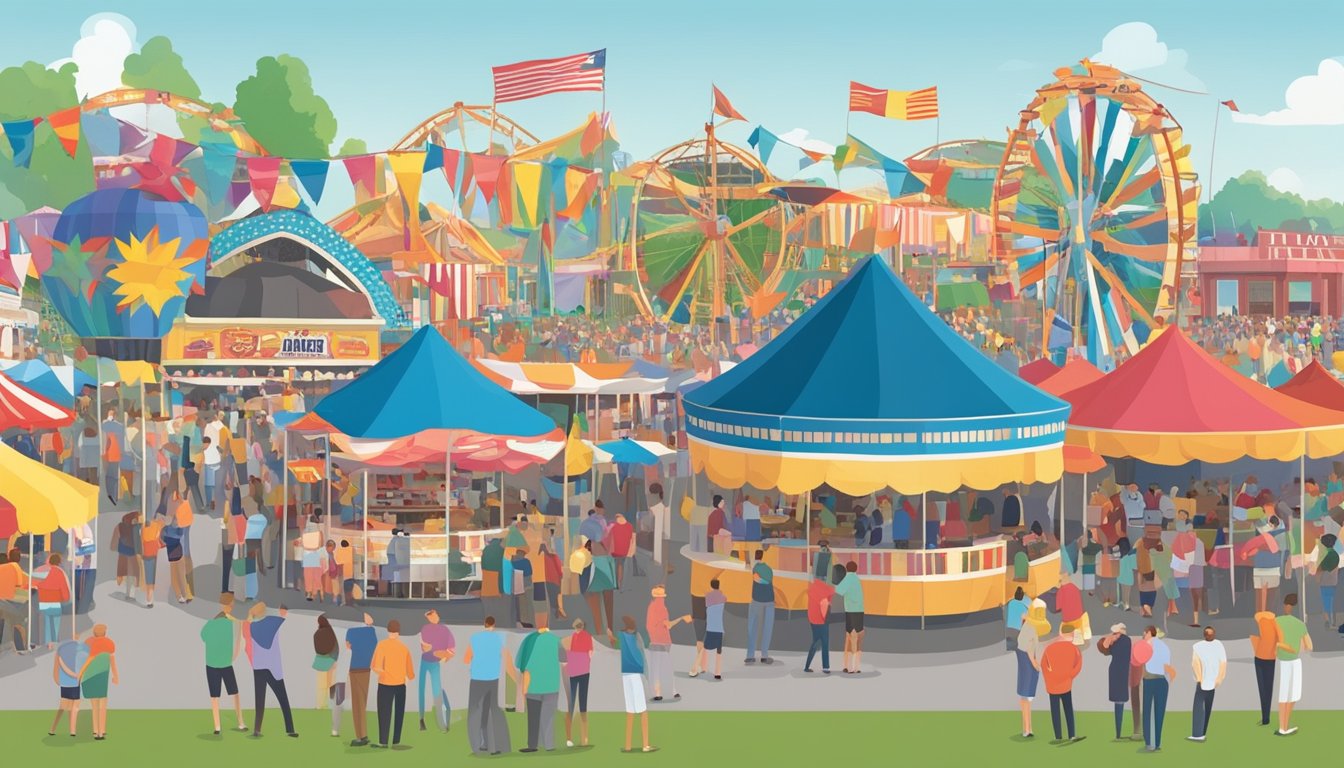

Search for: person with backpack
xmin=163 ymin=515 xmax=193 ymax=604
xmin=1310 ymin=533 xmax=1339 ymax=628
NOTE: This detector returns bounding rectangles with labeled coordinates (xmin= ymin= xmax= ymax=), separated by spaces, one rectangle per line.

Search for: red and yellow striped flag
xmin=848 ymin=82 xmax=939 ymax=120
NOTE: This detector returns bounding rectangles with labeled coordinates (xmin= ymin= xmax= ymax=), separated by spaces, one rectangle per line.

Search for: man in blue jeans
xmin=745 ymin=551 xmax=775 ymax=664
xmin=417 ymin=609 xmax=455 ymax=731
xmin=1141 ymin=625 xmax=1175 ymax=752
xmin=803 ymin=574 xmax=834 ymax=673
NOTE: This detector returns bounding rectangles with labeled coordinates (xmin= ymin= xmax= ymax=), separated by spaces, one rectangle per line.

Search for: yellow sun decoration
xmin=108 ymin=226 xmax=194 ymax=316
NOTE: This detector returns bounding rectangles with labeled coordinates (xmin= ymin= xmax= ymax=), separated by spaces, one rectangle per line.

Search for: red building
xmin=1199 ymin=229 xmax=1344 ymax=318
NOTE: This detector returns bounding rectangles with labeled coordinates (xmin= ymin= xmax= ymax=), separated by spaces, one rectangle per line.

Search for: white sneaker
xmin=566 ymin=740 xmax=574 ymax=748
xmin=1186 ymin=736 xmax=1205 ymax=742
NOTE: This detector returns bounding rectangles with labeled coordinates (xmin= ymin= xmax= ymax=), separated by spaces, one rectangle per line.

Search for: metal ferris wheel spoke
xmin=1084 ymin=249 xmax=1156 ymax=326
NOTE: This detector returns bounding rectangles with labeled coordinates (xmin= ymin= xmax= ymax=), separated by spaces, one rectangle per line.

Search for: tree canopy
xmin=0 ymin=62 xmax=92 ymax=217
xmin=1200 ymin=170 xmax=1344 ymax=240
xmin=233 ymin=55 xmax=338 ymax=158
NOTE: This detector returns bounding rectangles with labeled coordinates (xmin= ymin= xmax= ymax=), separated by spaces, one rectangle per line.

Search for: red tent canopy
xmin=1019 ymin=358 xmax=1060 ymax=385
xmin=1274 ymin=360 xmax=1344 ymax=411
xmin=1064 ymin=330 xmax=1344 ymax=464
xmin=0 ymin=372 xmax=73 ymax=431
xmin=0 ymin=496 xmax=16 ymax=540
xmin=1037 ymin=358 xmax=1105 ymax=398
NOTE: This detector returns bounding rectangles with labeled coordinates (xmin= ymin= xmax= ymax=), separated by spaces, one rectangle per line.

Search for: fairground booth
xmin=681 ymin=255 xmax=1071 ymax=623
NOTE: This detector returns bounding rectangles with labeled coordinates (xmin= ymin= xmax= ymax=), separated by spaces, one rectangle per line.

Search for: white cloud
xmin=1267 ymin=167 xmax=1304 ymax=196
xmin=1232 ymin=59 xmax=1344 ymax=126
xmin=776 ymin=128 xmax=835 ymax=156
xmin=48 ymin=13 xmax=137 ymax=99
xmin=1092 ymin=22 xmax=1205 ymax=91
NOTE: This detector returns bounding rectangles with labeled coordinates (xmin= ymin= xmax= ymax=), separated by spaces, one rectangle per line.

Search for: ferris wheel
xmin=625 ymin=129 xmax=807 ymax=332
xmin=991 ymin=61 xmax=1199 ymax=365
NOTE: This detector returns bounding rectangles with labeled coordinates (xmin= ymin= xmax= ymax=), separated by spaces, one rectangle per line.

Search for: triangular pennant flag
xmin=289 ymin=159 xmax=329 ymax=205
xmin=199 ymin=143 xmax=238 ymax=206
xmin=422 ymin=142 xmax=444 ymax=172
xmin=46 ymin=107 xmax=81 ymax=158
xmin=496 ymin=162 xmax=515 ymax=228
xmin=558 ymin=168 xmax=599 ymax=220
xmin=579 ymin=113 xmax=604 ymax=157
xmin=511 ymin=161 xmax=545 ymax=230
xmin=389 ymin=151 xmax=427 ymax=253
xmin=343 ymin=154 xmax=378 ymax=201
xmin=246 ymin=156 xmax=283 ymax=212
xmin=747 ymin=126 xmax=778 ymax=165
xmin=472 ymin=154 xmax=507 ymax=203
xmin=712 ymin=85 xmax=746 ymax=121
xmin=442 ymin=148 xmax=463 ymax=191
xmin=2 ymin=119 xmax=38 ymax=168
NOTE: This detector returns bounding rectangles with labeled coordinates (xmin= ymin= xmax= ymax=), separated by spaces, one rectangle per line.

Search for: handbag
xmin=312 ymin=653 xmax=337 ymax=672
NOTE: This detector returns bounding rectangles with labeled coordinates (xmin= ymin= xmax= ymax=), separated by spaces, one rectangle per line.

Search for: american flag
xmin=492 ymin=50 xmax=606 ymax=104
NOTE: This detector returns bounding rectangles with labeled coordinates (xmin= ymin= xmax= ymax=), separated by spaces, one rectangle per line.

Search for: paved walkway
xmin=4 ymin=499 xmax=1344 ymax=714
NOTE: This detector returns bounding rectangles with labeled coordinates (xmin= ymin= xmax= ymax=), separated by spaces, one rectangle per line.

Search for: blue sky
xmin=11 ymin=0 xmax=1344 ymax=206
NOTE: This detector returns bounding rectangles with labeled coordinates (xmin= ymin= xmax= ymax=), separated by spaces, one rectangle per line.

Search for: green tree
xmin=336 ymin=137 xmax=367 ymax=156
xmin=1199 ymin=170 xmax=1344 ymax=239
xmin=121 ymin=36 xmax=211 ymax=143
xmin=0 ymin=62 xmax=92 ymax=217
xmin=233 ymin=55 xmax=337 ymax=158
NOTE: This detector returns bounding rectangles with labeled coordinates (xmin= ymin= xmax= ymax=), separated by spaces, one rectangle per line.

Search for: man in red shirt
xmin=706 ymin=495 xmax=726 ymax=552
xmin=803 ymin=574 xmax=834 ymax=674
xmin=1040 ymin=629 xmax=1085 ymax=744
xmin=607 ymin=513 xmax=635 ymax=588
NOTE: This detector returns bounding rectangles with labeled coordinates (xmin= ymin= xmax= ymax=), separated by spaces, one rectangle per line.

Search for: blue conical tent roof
xmin=683 ymin=256 xmax=1069 ymax=494
xmin=315 ymin=326 xmax=555 ymax=440
xmin=688 ymin=256 xmax=1067 ymax=422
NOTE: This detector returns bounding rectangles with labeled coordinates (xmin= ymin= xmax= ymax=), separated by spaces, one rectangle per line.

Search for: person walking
xmin=311 ymin=614 xmax=340 ymax=734
xmin=745 ymin=550 xmax=776 ymax=664
xmin=201 ymin=592 xmax=247 ymax=735
xmin=1309 ymin=533 xmax=1339 ymax=628
xmin=1140 ymin=625 xmax=1175 ymax=752
xmin=246 ymin=602 xmax=297 ymax=738
xmin=585 ymin=542 xmax=617 ymax=644
xmin=78 ymin=628 xmax=116 ymax=741
xmin=0 ymin=547 xmax=30 ymax=655
xmin=35 ymin=554 xmax=71 ymax=649
xmin=1040 ymin=625 xmax=1085 ymax=744
xmin=618 ymin=615 xmax=655 ymax=753
xmin=803 ymin=573 xmax=834 ymax=674
xmin=608 ymin=512 xmax=635 ymax=586
xmin=417 ymin=608 xmax=455 ymax=732
xmin=538 ymin=544 xmax=565 ymax=620
xmin=1015 ymin=598 xmax=1050 ymax=738
xmin=140 ymin=513 xmax=163 ymax=608
xmin=562 ymin=618 xmax=594 ymax=748
xmin=1251 ymin=604 xmax=1281 ymax=727
xmin=1188 ymin=625 xmax=1227 ymax=742
xmin=1004 ymin=586 xmax=1029 ymax=652
xmin=645 ymin=584 xmax=688 ymax=701
xmin=519 ymin=612 xmax=563 ymax=753
xmin=370 ymin=619 xmax=414 ymax=749
xmin=463 ymin=615 xmax=512 ymax=755
xmin=1096 ymin=622 xmax=1133 ymax=741
xmin=834 ymin=561 xmax=866 ymax=673
xmin=163 ymin=516 xmax=193 ymax=604
xmin=1275 ymin=593 xmax=1311 ymax=736
xmin=344 ymin=612 xmax=378 ymax=747
xmin=696 ymin=579 xmax=727 ymax=680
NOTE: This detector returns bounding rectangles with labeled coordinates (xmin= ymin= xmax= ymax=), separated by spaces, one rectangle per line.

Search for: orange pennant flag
xmin=712 ymin=85 xmax=746 ymax=122
xmin=47 ymin=107 xmax=81 ymax=158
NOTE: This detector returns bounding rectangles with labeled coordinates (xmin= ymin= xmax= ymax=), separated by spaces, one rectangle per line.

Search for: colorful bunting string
xmin=2 ymin=119 xmax=38 ymax=168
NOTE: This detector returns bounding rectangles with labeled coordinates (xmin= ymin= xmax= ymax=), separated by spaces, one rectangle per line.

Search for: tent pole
xmin=1058 ymin=476 xmax=1065 ymax=575
xmin=803 ymin=488 xmax=812 ymax=574
xmin=921 ymin=491 xmax=927 ymax=631
xmin=1301 ymin=446 xmax=1307 ymax=620
xmin=280 ymin=430 xmax=288 ymax=590
xmin=140 ymin=381 xmax=147 ymax=525
xmin=362 ymin=469 xmax=369 ymax=598
xmin=1229 ymin=476 xmax=1236 ymax=607
xmin=95 ymin=366 xmax=102 ymax=568
xmin=445 ymin=449 xmax=452 ymax=601
xmin=324 ymin=436 xmax=332 ymax=542
xmin=26 ymin=532 xmax=33 ymax=649
xmin=68 ymin=528 xmax=74 ymax=639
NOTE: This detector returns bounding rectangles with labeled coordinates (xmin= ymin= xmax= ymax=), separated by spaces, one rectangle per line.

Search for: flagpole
xmin=1206 ymin=100 xmax=1222 ymax=238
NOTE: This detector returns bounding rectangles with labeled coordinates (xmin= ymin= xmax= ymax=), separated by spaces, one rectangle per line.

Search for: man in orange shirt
xmin=370 ymin=619 xmax=415 ymax=749
xmin=0 ymin=548 xmax=30 ymax=653
xmin=1251 ymin=609 xmax=1281 ymax=726
xmin=1040 ymin=628 xmax=1085 ymax=744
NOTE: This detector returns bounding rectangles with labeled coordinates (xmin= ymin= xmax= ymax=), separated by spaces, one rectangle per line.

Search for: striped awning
xmin=0 ymin=371 xmax=73 ymax=430
xmin=473 ymin=359 xmax=668 ymax=395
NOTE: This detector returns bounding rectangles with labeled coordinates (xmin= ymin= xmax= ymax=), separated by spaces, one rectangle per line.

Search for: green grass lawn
xmin=5 ymin=709 xmax=1332 ymax=765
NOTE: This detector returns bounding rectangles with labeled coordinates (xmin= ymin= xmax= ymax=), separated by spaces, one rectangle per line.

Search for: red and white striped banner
xmin=0 ymin=372 xmax=72 ymax=430
xmin=422 ymin=263 xmax=478 ymax=320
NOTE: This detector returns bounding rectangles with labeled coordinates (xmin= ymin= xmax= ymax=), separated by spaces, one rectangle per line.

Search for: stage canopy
xmin=1064 ymin=329 xmax=1344 ymax=464
xmin=314 ymin=325 xmax=561 ymax=468
xmin=683 ymin=255 xmax=1070 ymax=495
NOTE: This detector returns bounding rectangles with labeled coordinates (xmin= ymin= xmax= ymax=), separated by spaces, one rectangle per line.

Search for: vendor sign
xmin=162 ymin=324 xmax=379 ymax=365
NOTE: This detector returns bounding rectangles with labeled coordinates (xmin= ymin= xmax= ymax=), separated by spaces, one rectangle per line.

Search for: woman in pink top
xmin=562 ymin=619 xmax=594 ymax=748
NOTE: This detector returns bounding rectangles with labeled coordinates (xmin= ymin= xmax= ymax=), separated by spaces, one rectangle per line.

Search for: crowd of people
xmin=1187 ymin=314 xmax=1343 ymax=376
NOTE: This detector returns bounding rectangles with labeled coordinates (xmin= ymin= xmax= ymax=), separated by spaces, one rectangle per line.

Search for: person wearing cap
xmin=1098 ymin=622 xmax=1140 ymax=741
